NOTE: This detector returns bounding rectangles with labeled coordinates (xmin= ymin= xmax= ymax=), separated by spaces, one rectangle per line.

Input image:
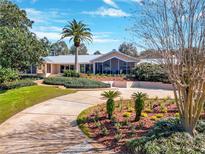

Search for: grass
xmin=77 ymin=106 xmax=94 ymax=137
xmin=0 ymin=85 xmax=76 ymax=124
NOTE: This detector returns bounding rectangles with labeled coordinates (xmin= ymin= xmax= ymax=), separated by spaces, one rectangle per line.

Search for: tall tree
xmin=94 ymin=50 xmax=101 ymax=55
xmin=133 ymin=0 xmax=205 ymax=135
xmin=0 ymin=0 xmax=48 ymax=71
xmin=70 ymin=43 xmax=88 ymax=55
xmin=50 ymin=41 xmax=69 ymax=56
xmin=119 ymin=42 xmax=138 ymax=57
xmin=139 ymin=49 xmax=161 ymax=58
xmin=61 ymin=19 xmax=92 ymax=72
xmin=0 ymin=0 xmax=32 ymax=30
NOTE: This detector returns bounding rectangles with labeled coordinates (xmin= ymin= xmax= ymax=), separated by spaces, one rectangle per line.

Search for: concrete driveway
xmin=0 ymin=88 xmax=173 ymax=154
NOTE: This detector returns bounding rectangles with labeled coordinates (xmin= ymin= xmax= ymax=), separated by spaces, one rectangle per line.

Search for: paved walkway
xmin=0 ymin=88 xmax=173 ymax=154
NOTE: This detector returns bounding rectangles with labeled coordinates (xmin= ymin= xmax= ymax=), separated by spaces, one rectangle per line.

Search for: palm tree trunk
xmin=75 ymin=46 xmax=79 ymax=72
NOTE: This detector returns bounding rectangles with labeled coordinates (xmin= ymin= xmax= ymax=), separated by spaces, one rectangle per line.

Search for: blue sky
xmin=12 ymin=0 xmax=143 ymax=54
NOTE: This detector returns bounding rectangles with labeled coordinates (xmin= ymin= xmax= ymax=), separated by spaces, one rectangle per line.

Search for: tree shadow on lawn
xmin=0 ymin=90 xmax=7 ymax=94
xmin=0 ymin=117 xmax=109 ymax=154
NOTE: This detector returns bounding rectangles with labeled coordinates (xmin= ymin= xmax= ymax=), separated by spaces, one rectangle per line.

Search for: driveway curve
xmin=0 ymin=88 xmax=173 ymax=154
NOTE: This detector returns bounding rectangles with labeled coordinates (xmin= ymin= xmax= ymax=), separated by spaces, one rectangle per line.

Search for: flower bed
xmin=77 ymin=97 xmax=179 ymax=153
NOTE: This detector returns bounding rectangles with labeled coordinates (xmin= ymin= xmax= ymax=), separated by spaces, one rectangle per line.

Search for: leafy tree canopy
xmin=0 ymin=27 xmax=47 ymax=71
xmin=119 ymin=42 xmax=138 ymax=57
xmin=93 ymin=50 xmax=101 ymax=55
xmin=50 ymin=41 xmax=69 ymax=56
xmin=0 ymin=0 xmax=48 ymax=71
xmin=70 ymin=43 xmax=88 ymax=55
xmin=0 ymin=0 xmax=32 ymax=30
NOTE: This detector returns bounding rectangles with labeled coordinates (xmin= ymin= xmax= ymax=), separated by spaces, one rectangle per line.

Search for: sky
xmin=12 ymin=0 xmax=144 ymax=54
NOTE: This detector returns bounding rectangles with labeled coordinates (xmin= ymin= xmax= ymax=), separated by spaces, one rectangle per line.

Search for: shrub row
xmin=133 ymin=63 xmax=169 ymax=83
xmin=19 ymin=74 xmax=43 ymax=80
xmin=63 ymin=70 xmax=80 ymax=78
xmin=0 ymin=79 xmax=36 ymax=90
xmin=127 ymin=118 xmax=205 ymax=154
xmin=43 ymin=77 xmax=110 ymax=88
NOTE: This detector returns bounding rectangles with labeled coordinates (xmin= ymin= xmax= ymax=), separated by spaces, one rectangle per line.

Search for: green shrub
xmin=132 ymin=92 xmax=147 ymax=121
xmin=126 ymin=118 xmax=205 ymax=154
xmin=63 ymin=70 xmax=80 ymax=78
xmin=0 ymin=79 xmax=36 ymax=90
xmin=101 ymin=90 xmax=120 ymax=119
xmin=19 ymin=74 xmax=43 ymax=80
xmin=43 ymin=77 xmax=110 ymax=88
xmin=0 ymin=67 xmax=19 ymax=83
xmin=133 ymin=63 xmax=169 ymax=83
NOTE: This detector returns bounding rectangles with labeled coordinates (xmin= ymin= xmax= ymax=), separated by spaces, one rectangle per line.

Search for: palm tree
xmin=61 ymin=19 xmax=92 ymax=72
xmin=132 ymin=92 xmax=147 ymax=121
xmin=101 ymin=90 xmax=121 ymax=119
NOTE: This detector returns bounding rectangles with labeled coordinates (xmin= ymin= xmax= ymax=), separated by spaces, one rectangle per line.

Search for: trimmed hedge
xmin=19 ymin=74 xmax=43 ymax=80
xmin=0 ymin=79 xmax=36 ymax=90
xmin=127 ymin=118 xmax=205 ymax=154
xmin=133 ymin=63 xmax=169 ymax=83
xmin=43 ymin=77 xmax=110 ymax=88
xmin=63 ymin=70 xmax=80 ymax=78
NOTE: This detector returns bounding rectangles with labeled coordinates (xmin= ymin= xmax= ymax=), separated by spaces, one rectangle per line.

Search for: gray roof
xmin=43 ymin=55 xmax=102 ymax=64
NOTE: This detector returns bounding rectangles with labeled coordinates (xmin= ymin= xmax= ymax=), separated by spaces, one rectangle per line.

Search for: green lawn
xmin=0 ymin=86 xmax=76 ymax=124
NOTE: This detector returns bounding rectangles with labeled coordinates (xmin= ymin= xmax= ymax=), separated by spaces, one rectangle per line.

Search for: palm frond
xmin=101 ymin=90 xmax=121 ymax=99
xmin=61 ymin=19 xmax=93 ymax=45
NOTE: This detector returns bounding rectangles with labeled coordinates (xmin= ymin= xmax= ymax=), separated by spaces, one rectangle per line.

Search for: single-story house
xmin=37 ymin=51 xmax=139 ymax=77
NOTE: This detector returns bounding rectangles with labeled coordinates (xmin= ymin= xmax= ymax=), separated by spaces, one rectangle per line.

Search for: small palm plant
xmin=132 ymin=92 xmax=147 ymax=121
xmin=101 ymin=90 xmax=120 ymax=119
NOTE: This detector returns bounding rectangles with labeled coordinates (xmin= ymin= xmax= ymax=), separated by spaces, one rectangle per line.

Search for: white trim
xmin=93 ymin=56 xmax=137 ymax=63
xmin=90 ymin=51 xmax=138 ymax=62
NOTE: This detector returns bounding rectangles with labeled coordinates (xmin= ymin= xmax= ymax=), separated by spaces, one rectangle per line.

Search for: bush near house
xmin=0 ymin=79 xmax=36 ymax=90
xmin=44 ymin=77 xmax=110 ymax=88
xmin=19 ymin=74 xmax=43 ymax=80
xmin=133 ymin=63 xmax=169 ymax=83
xmin=0 ymin=67 xmax=19 ymax=83
xmin=63 ymin=70 xmax=80 ymax=78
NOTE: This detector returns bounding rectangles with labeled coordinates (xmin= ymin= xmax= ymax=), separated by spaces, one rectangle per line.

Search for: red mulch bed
xmin=79 ymin=99 xmax=180 ymax=153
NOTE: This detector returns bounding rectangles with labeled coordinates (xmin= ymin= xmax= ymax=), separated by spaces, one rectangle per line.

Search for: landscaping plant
xmin=63 ymin=70 xmax=80 ymax=77
xmin=101 ymin=90 xmax=120 ymax=119
xmin=0 ymin=67 xmax=19 ymax=83
xmin=61 ymin=19 xmax=92 ymax=72
xmin=132 ymin=92 xmax=147 ymax=121
xmin=133 ymin=0 xmax=205 ymax=136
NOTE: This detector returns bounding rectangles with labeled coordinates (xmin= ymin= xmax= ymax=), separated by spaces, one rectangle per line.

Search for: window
xmin=70 ymin=65 xmax=74 ymax=70
xmin=65 ymin=65 xmax=69 ymax=70
xmin=80 ymin=64 xmax=85 ymax=73
xmin=47 ymin=64 xmax=51 ymax=73
xmin=60 ymin=65 xmax=64 ymax=73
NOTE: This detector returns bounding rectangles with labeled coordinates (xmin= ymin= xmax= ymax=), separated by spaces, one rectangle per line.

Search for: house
xmin=37 ymin=51 xmax=138 ymax=77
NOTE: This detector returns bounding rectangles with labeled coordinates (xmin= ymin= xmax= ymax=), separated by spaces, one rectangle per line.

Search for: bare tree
xmin=132 ymin=0 xmax=205 ymax=135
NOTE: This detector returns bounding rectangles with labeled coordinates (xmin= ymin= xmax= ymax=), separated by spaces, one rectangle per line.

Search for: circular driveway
xmin=0 ymin=88 xmax=173 ymax=154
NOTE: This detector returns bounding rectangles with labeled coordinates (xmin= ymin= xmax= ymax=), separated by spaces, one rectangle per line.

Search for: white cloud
xmin=82 ymin=7 xmax=130 ymax=17
xmin=32 ymin=31 xmax=61 ymax=40
xmin=24 ymin=8 xmax=68 ymax=24
xmin=93 ymin=38 xmax=120 ymax=43
xmin=32 ymin=26 xmax=62 ymax=32
xmin=103 ymin=0 xmax=118 ymax=8
xmin=93 ymin=32 xmax=120 ymax=43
